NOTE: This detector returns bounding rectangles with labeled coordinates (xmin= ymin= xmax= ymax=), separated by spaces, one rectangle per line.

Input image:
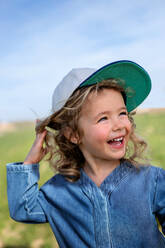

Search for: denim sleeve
xmin=6 ymin=162 xmax=47 ymax=223
xmin=153 ymin=167 xmax=165 ymax=234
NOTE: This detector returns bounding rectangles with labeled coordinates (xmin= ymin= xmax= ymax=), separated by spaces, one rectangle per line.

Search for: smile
xmin=107 ymin=136 xmax=125 ymax=148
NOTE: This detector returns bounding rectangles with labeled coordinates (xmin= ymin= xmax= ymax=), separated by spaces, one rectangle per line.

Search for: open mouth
xmin=108 ymin=136 xmax=124 ymax=146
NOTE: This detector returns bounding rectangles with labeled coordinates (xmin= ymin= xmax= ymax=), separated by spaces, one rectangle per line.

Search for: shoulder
xmin=40 ymin=173 xmax=80 ymax=194
xmin=39 ymin=173 xmax=83 ymax=206
xmin=128 ymin=162 xmax=163 ymax=181
xmin=39 ymin=174 xmax=69 ymax=200
xmin=138 ymin=164 xmax=162 ymax=175
xmin=41 ymin=173 xmax=68 ymax=188
xmin=136 ymin=164 xmax=165 ymax=184
xmin=135 ymin=163 xmax=161 ymax=173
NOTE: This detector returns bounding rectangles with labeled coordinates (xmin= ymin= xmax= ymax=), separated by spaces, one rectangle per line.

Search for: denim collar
xmin=78 ymin=161 xmax=136 ymax=197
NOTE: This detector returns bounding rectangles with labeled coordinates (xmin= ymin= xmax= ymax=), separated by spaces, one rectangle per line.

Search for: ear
xmin=63 ymin=127 xmax=79 ymax=144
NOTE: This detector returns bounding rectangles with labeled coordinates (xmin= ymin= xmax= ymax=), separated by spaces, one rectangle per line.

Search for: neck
xmin=83 ymin=158 xmax=120 ymax=186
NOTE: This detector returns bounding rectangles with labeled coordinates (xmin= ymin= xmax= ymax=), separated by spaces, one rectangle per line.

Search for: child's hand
xmin=23 ymin=121 xmax=48 ymax=165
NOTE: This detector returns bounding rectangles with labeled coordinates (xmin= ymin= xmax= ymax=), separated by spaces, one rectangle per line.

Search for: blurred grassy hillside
xmin=0 ymin=111 xmax=165 ymax=247
xmin=134 ymin=111 xmax=165 ymax=166
xmin=0 ymin=122 xmax=57 ymax=248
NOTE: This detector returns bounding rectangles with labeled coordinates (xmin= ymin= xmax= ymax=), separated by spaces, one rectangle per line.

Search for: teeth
xmin=112 ymin=137 xmax=123 ymax=142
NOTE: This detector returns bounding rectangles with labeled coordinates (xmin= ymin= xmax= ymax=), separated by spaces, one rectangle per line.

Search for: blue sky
xmin=0 ymin=0 xmax=165 ymax=122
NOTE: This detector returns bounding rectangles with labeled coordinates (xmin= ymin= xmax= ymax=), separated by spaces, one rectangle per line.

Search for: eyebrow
xmin=95 ymin=107 xmax=127 ymax=119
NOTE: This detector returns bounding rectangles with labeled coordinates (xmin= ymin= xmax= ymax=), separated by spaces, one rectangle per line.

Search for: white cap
xmin=51 ymin=60 xmax=151 ymax=113
xmin=52 ymin=68 xmax=96 ymax=112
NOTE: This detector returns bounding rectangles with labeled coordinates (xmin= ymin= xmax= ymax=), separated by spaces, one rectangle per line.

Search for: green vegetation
xmin=0 ymin=112 xmax=165 ymax=247
xmin=0 ymin=122 xmax=57 ymax=248
xmin=134 ymin=112 xmax=165 ymax=167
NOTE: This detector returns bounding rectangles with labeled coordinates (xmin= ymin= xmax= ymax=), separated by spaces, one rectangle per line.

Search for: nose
xmin=111 ymin=117 xmax=124 ymax=132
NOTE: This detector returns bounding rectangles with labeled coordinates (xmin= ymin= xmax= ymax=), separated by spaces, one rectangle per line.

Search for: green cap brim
xmin=79 ymin=60 xmax=151 ymax=112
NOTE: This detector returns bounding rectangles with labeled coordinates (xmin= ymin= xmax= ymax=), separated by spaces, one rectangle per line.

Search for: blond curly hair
xmin=36 ymin=79 xmax=148 ymax=182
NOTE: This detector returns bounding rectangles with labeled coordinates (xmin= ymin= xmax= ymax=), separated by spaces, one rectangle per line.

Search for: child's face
xmin=77 ymin=88 xmax=132 ymax=167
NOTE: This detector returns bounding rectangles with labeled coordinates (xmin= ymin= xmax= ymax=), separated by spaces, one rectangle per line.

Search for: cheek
xmin=126 ymin=120 xmax=132 ymax=136
xmin=80 ymin=125 xmax=108 ymax=143
xmin=89 ymin=126 xmax=109 ymax=142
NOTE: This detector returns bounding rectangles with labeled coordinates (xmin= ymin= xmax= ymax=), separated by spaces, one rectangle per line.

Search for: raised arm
xmin=7 ymin=126 xmax=48 ymax=223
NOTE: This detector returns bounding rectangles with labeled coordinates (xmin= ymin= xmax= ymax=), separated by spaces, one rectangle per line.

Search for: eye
xmin=120 ymin=111 xmax=128 ymax=116
xmin=98 ymin=116 xmax=108 ymax=122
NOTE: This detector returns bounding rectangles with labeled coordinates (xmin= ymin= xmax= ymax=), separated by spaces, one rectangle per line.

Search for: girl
xmin=7 ymin=61 xmax=165 ymax=248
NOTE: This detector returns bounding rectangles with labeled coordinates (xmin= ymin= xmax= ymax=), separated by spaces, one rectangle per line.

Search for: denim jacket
xmin=7 ymin=161 xmax=165 ymax=248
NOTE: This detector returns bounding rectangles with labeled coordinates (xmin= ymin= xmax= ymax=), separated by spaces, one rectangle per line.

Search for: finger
xmin=36 ymin=130 xmax=47 ymax=140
